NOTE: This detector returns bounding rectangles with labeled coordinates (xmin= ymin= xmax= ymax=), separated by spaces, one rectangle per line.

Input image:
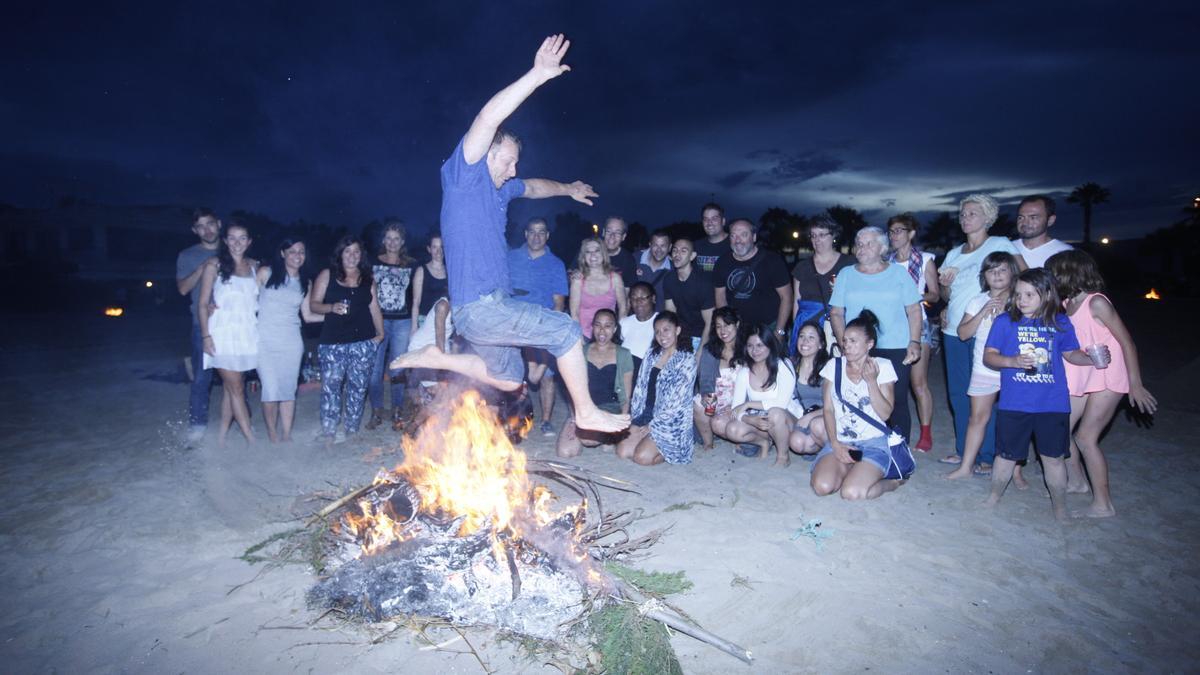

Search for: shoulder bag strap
xmin=835 ymin=358 xmax=892 ymax=437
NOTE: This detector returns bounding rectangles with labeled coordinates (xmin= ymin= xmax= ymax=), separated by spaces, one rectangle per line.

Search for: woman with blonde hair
xmin=569 ymin=236 xmax=627 ymax=339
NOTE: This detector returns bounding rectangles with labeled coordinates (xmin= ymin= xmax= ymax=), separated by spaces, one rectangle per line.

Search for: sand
xmin=2 ymin=307 xmax=1198 ymax=673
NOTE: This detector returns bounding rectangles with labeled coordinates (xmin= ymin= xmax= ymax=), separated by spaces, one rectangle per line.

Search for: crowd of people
xmin=176 ymin=34 xmax=1156 ymax=519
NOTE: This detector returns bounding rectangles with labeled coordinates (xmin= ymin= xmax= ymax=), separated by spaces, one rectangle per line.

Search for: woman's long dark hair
xmin=216 ymin=221 xmax=249 ymax=283
xmin=330 ymin=235 xmax=372 ymax=285
xmin=1008 ymin=268 xmax=1062 ymax=328
xmin=704 ymin=306 xmax=746 ymax=366
xmin=792 ymin=321 xmax=830 ymax=387
xmin=591 ymin=308 xmax=623 ymax=345
xmin=265 ymin=237 xmax=312 ymax=291
xmin=745 ymin=324 xmax=790 ymax=390
xmin=649 ymin=311 xmax=693 ymax=356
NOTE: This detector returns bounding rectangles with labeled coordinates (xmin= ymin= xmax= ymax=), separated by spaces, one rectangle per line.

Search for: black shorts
xmin=995 ymin=410 xmax=1070 ymax=462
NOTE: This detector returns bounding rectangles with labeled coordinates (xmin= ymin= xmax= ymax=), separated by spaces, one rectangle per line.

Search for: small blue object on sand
xmin=736 ymin=443 xmax=759 ymax=457
xmin=791 ymin=518 xmax=834 ymax=551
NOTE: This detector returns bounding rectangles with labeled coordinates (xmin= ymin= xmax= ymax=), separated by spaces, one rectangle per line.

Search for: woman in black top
xmin=790 ymin=214 xmax=854 ymax=355
xmin=310 ymin=236 xmax=384 ymax=444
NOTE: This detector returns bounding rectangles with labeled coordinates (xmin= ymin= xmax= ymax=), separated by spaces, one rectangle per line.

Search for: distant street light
xmin=1100 ymin=237 xmax=1110 ymax=245
xmin=591 ymin=223 xmax=599 ymax=234
xmin=145 ymin=281 xmax=154 ymax=288
xmin=792 ymin=231 xmax=800 ymax=239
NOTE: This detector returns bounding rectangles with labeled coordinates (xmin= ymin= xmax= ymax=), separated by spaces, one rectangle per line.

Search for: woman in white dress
xmin=198 ymin=222 xmax=258 ymax=447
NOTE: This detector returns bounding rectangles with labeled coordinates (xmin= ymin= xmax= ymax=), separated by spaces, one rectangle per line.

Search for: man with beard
xmin=1013 ymin=194 xmax=1072 ymax=268
xmin=693 ymin=202 xmax=731 ymax=273
xmin=176 ymin=208 xmax=221 ymax=443
xmin=713 ymin=218 xmax=792 ymax=338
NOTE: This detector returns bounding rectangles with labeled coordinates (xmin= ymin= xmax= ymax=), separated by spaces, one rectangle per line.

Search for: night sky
xmin=5 ymin=1 xmax=1198 ymax=240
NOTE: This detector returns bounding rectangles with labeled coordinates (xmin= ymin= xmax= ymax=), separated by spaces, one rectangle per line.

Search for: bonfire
xmin=246 ymin=390 xmax=751 ymax=671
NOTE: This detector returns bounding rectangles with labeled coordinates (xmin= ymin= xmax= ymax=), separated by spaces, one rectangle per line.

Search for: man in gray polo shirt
xmin=175 ymin=208 xmax=220 ymax=442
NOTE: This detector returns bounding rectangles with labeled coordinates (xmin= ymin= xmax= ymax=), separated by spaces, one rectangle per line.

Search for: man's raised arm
xmin=462 ymin=34 xmax=572 ymax=164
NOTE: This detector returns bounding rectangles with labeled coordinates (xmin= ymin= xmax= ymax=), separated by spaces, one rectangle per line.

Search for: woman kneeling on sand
xmin=557 ymin=309 xmax=634 ymax=457
xmin=618 ymin=312 xmax=697 ymax=466
xmin=811 ymin=311 xmax=904 ymax=500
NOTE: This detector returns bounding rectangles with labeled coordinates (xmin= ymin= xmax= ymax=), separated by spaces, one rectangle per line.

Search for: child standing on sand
xmin=982 ymin=269 xmax=1096 ymax=519
xmin=1047 ymin=250 xmax=1157 ymax=518
xmin=945 ymin=252 xmax=1017 ymax=479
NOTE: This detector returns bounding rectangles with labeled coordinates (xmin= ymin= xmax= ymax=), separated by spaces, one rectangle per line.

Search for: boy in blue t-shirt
xmin=982 ymin=269 xmax=1096 ymax=520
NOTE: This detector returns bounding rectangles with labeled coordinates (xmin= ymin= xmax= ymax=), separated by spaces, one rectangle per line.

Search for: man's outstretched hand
xmin=533 ymin=34 xmax=571 ymax=83
xmin=566 ymin=181 xmax=598 ymax=206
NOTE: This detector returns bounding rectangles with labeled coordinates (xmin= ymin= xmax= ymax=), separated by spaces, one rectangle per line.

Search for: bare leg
xmin=984 ymin=456 xmax=1017 ymax=508
xmin=279 ymin=400 xmax=296 ymax=442
xmin=1065 ymin=394 xmax=1092 ymax=494
xmin=616 ymin=425 xmax=650 ymax=460
xmin=1013 ymin=463 xmax=1029 ymax=490
xmin=556 ymin=418 xmax=582 ymax=458
xmin=811 ymin=453 xmax=852 ymax=496
xmin=218 ymin=369 xmax=255 ymax=446
xmin=1042 ymin=456 xmax=1069 ymax=521
xmin=218 ymin=388 xmax=233 ymax=447
xmin=913 ymin=343 xmax=933 ymax=424
xmin=539 ymin=372 xmax=556 ymax=425
xmin=693 ymin=401 xmax=714 ymax=450
xmin=946 ymin=392 xmax=996 ymax=480
xmin=632 ymin=433 xmax=666 ymax=466
xmin=392 ymin=346 xmax=522 ymax=391
xmin=553 ymin=341 xmax=630 ymax=433
xmin=767 ymin=408 xmax=796 ymax=467
xmin=262 ymin=401 xmax=280 ymax=443
xmin=840 ymin=462 xmax=889 ymax=501
xmin=1071 ymin=390 xmax=1122 ymax=517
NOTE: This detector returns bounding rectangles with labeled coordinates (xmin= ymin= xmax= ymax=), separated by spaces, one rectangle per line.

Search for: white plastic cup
xmin=1085 ymin=343 xmax=1110 ymax=369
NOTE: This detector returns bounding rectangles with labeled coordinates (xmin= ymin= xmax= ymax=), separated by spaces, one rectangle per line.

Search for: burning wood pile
xmin=247 ymin=390 xmax=751 ymax=668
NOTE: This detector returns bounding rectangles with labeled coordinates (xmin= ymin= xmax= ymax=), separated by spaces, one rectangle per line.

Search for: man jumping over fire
xmin=391 ymin=34 xmax=629 ymax=434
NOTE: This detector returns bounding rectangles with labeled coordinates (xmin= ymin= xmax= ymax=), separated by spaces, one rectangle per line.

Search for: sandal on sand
xmin=974 ymin=462 xmax=992 ymax=476
xmin=938 ymin=454 xmax=963 ymax=465
xmin=736 ymin=443 xmax=760 ymax=457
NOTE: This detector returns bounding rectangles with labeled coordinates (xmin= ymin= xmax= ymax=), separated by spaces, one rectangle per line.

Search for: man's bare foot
xmin=1013 ymin=469 xmax=1030 ymax=490
xmin=574 ymin=408 xmax=630 ymax=434
xmin=944 ymin=467 xmax=973 ymax=480
xmin=774 ymin=457 xmax=790 ymax=468
xmin=1053 ymin=506 xmax=1069 ymax=522
xmin=982 ymin=495 xmax=1000 ymax=509
xmin=757 ymin=442 xmax=770 ymax=460
xmin=390 ymin=345 xmax=444 ymax=371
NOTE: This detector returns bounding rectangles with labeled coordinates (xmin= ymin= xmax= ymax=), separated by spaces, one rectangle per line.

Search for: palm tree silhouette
xmin=1067 ymin=182 xmax=1111 ymax=248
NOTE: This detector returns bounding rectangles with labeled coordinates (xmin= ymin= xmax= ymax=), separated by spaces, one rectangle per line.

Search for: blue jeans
xmin=454 ymin=291 xmax=582 ymax=384
xmin=368 ymin=318 xmax=412 ymax=409
xmin=189 ymin=321 xmax=215 ymax=428
xmin=943 ymin=333 xmax=995 ymax=463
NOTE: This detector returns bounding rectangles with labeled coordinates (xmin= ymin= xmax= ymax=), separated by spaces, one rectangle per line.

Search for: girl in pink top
xmin=570 ymin=237 xmax=627 ymax=339
xmin=1048 ymin=250 xmax=1157 ymax=518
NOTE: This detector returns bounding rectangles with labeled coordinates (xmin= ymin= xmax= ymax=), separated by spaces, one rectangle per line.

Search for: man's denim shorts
xmin=454 ymin=290 xmax=582 ymax=384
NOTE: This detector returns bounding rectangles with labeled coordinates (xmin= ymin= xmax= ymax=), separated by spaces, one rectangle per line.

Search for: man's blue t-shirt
xmin=440 ymin=137 xmax=526 ymax=308
xmin=984 ymin=313 xmax=1080 ymax=414
xmin=507 ymin=247 xmax=568 ymax=310
xmin=828 ymin=264 xmax=921 ymax=350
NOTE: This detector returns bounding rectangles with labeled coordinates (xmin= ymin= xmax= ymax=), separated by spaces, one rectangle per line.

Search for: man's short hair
xmin=729 ymin=218 xmax=757 ymax=234
xmin=629 ymin=281 xmax=656 ymax=299
xmin=192 ymin=207 xmax=216 ymax=224
xmin=1019 ymin=194 xmax=1057 ymax=218
xmin=604 ymin=216 xmax=627 ymax=233
xmin=490 ymin=127 xmax=522 ymax=150
xmin=526 ymin=217 xmax=548 ymax=231
xmin=649 ymin=229 xmax=671 ymax=243
xmin=700 ymin=202 xmax=725 ymax=219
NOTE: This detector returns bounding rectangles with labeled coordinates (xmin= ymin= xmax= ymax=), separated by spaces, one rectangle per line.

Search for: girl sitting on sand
xmin=711 ymin=326 xmax=802 ymax=467
xmin=557 ymin=309 xmax=634 ymax=458
xmin=945 ymin=252 xmax=1017 ymax=479
xmin=982 ymin=269 xmax=1095 ymax=519
xmin=693 ymin=307 xmax=745 ymax=451
xmin=1047 ymin=250 xmax=1158 ymax=518
xmin=618 ymin=312 xmax=697 ymax=466
xmin=810 ymin=311 xmax=904 ymax=500
xmin=788 ymin=322 xmax=832 ymax=456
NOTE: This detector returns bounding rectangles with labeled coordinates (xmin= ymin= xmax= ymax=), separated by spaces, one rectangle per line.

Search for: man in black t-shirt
xmin=712 ymin=219 xmax=793 ymax=338
xmin=693 ymin=201 xmax=732 ymax=274
xmin=602 ymin=216 xmax=638 ymax=288
xmin=663 ymin=237 xmax=714 ymax=350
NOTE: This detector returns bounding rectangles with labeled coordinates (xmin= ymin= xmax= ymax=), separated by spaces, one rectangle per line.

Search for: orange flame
xmin=1144 ymin=288 xmax=1161 ymax=300
xmin=104 ymin=307 xmax=124 ymax=317
xmin=343 ymin=391 xmax=582 ymax=559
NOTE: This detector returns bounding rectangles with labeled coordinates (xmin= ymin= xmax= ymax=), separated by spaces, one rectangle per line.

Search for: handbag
xmin=834 ymin=359 xmax=916 ymax=480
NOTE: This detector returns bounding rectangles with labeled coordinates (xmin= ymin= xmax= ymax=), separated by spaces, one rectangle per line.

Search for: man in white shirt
xmin=1013 ymin=194 xmax=1072 ymax=268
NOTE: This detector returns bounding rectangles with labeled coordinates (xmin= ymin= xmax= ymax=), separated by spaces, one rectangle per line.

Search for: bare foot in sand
xmin=982 ymin=495 xmax=1000 ymax=509
xmin=1074 ymin=503 xmax=1116 ymax=519
xmin=944 ymin=467 xmax=973 ymax=480
xmin=574 ymin=407 xmax=630 ymax=434
xmin=1066 ymin=481 xmax=1091 ymax=495
xmin=1013 ymin=467 xmax=1030 ymax=491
